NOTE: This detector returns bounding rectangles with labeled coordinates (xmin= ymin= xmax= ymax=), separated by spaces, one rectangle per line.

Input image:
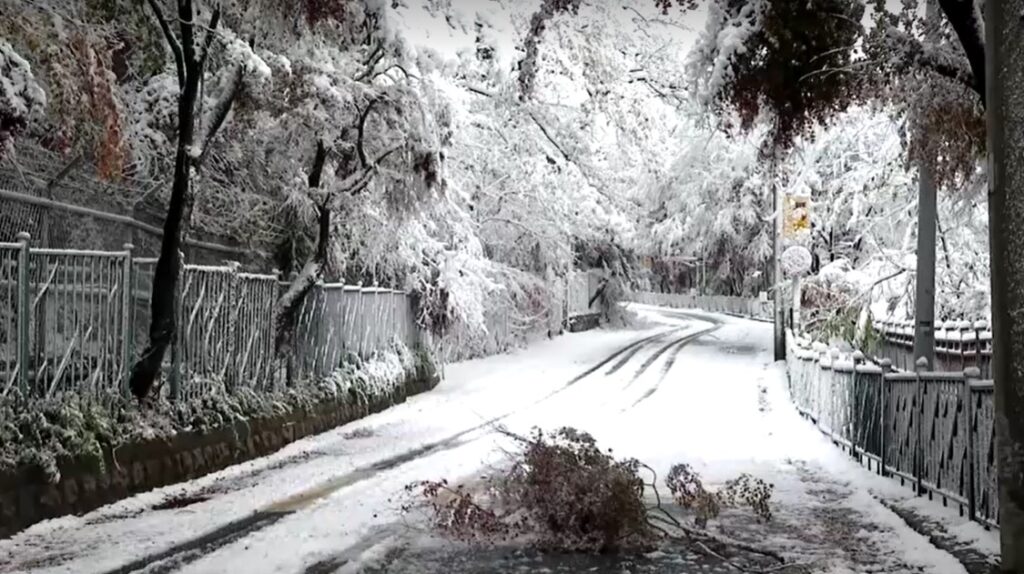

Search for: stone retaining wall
xmin=0 ymin=372 xmax=439 ymax=538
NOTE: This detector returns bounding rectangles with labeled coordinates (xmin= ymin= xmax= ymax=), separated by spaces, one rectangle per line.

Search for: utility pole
xmin=773 ymin=171 xmax=785 ymax=360
xmin=986 ymin=0 xmax=1024 ymax=567
xmin=912 ymin=0 xmax=938 ymax=369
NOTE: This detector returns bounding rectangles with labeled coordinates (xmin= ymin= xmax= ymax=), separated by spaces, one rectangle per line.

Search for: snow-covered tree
xmin=0 ymin=41 xmax=46 ymax=155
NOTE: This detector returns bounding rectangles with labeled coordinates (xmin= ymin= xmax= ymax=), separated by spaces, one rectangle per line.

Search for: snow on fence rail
xmin=631 ymin=291 xmax=772 ymax=320
xmin=787 ymin=334 xmax=998 ymax=529
xmin=872 ymin=319 xmax=992 ymax=377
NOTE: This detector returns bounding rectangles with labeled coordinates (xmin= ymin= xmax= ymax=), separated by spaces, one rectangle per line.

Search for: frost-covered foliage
xmin=0 ymin=40 xmax=46 ymax=153
xmin=0 ymin=342 xmax=430 ymax=483
xmin=780 ymin=108 xmax=990 ymax=337
xmin=642 ymin=119 xmax=771 ymax=296
xmin=0 ymin=0 xmax=706 ymax=351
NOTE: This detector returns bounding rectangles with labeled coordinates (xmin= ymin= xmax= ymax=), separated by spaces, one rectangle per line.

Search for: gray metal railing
xmin=787 ymin=335 xmax=998 ymax=529
xmin=0 ymin=233 xmax=424 ymax=402
xmin=873 ymin=319 xmax=992 ymax=377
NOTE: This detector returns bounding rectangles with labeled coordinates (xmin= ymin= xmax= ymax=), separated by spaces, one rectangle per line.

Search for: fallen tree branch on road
xmin=402 ymin=425 xmax=786 ymax=572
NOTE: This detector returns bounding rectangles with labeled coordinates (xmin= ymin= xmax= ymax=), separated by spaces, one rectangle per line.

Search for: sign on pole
xmin=783 ymin=195 xmax=811 ymax=240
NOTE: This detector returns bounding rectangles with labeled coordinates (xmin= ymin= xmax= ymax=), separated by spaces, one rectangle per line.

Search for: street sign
xmin=784 ymin=195 xmax=811 ymax=239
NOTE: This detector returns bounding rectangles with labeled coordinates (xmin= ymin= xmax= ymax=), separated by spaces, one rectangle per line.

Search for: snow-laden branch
xmin=196 ymin=63 xmax=244 ymax=166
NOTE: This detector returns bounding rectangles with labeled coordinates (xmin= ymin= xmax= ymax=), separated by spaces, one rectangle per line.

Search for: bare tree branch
xmin=356 ymin=98 xmax=380 ymax=169
xmin=372 ymin=64 xmax=418 ymax=82
xmin=465 ymin=85 xmax=497 ymax=98
xmin=327 ymin=144 xmax=401 ymax=204
xmin=354 ymin=41 xmax=386 ymax=82
xmin=197 ymin=5 xmax=222 ymax=69
xmin=527 ymin=110 xmax=571 ymax=164
xmin=144 ymin=0 xmax=186 ymax=86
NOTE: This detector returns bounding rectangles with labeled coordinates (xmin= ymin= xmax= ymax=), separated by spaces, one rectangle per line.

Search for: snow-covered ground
xmin=0 ymin=306 xmax=998 ymax=573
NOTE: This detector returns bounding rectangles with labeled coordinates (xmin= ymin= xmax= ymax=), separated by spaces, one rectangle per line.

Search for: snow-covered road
xmin=0 ymin=307 xmax=997 ymax=573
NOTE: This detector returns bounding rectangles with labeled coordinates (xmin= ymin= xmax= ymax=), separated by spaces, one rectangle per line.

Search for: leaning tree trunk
xmin=273 ymin=140 xmax=329 ymax=354
xmin=128 ymin=58 xmax=200 ymax=400
xmin=985 ymin=2 xmax=1024 ymax=568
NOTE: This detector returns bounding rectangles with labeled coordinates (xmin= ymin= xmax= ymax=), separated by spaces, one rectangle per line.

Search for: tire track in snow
xmin=555 ymin=326 xmax=685 ymax=390
xmin=627 ymin=325 xmax=720 ymax=410
xmin=603 ymin=331 xmax=673 ymax=376
xmin=98 ymin=326 xmax=687 ymax=574
xmin=626 ymin=325 xmax=716 ymax=387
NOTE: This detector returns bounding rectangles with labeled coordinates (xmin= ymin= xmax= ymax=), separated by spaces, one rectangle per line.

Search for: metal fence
xmin=631 ymin=291 xmax=772 ymax=320
xmin=787 ymin=335 xmax=998 ymax=529
xmin=873 ymin=319 xmax=992 ymax=377
xmin=0 ymin=233 xmax=422 ymax=403
xmin=2 ymin=234 xmax=603 ymax=402
xmin=1 ymin=235 xmax=132 ymax=400
xmin=294 ymin=285 xmax=418 ymax=382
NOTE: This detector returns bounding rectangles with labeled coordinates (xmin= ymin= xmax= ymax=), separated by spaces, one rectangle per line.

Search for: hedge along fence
xmin=873 ymin=318 xmax=992 ymax=377
xmin=631 ymin=291 xmax=772 ymax=321
xmin=0 ymin=233 xmax=423 ymax=404
xmin=434 ymin=269 xmax=600 ymax=363
xmin=787 ymin=334 xmax=998 ymax=530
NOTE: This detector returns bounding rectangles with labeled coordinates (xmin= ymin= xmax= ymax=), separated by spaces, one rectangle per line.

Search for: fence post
xmin=880 ymin=358 xmax=892 ymax=477
xmin=121 ymin=243 xmax=134 ymax=397
xmin=829 ymin=348 xmax=840 ymax=438
xmin=915 ymin=356 xmax=928 ymax=496
xmin=957 ymin=321 xmax=971 ymax=373
xmin=15 ymin=232 xmax=31 ymax=396
xmin=851 ymin=350 xmax=864 ymax=463
xmin=973 ymin=320 xmax=988 ymax=377
xmin=964 ymin=366 xmax=981 ymax=522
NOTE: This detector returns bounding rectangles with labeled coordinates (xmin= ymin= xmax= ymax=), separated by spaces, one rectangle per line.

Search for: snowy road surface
xmin=0 ymin=306 xmax=997 ymax=573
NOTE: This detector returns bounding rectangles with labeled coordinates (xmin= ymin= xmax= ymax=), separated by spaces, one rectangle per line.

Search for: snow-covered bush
xmin=0 ymin=342 xmax=430 ymax=483
xmin=0 ymin=40 xmax=46 ymax=153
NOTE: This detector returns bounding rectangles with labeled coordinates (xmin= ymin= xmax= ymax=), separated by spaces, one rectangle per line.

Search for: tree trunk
xmin=128 ymin=62 xmax=199 ymax=400
xmin=984 ymin=1 xmax=1024 ymax=568
xmin=772 ymin=162 xmax=785 ymax=360
xmin=273 ymin=140 xmax=329 ymax=354
xmin=311 ymin=139 xmax=330 ymax=267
